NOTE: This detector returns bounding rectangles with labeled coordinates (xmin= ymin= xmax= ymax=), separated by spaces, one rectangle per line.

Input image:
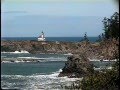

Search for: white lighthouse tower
xmin=38 ymin=31 xmax=46 ymax=41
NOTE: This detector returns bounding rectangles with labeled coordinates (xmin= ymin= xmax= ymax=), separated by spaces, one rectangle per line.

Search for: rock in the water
xmin=58 ymin=54 xmax=94 ymax=78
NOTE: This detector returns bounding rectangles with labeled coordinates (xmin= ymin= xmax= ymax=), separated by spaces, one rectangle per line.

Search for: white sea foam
xmin=89 ymin=59 xmax=100 ymax=61
xmin=94 ymin=66 xmax=113 ymax=71
xmin=1 ymin=61 xmax=12 ymax=63
xmin=1 ymin=52 xmax=9 ymax=53
xmin=107 ymin=66 xmax=112 ymax=69
xmin=17 ymin=57 xmax=67 ymax=62
xmin=1 ymin=69 xmax=82 ymax=90
xmin=14 ymin=60 xmax=22 ymax=63
xmin=1 ymin=50 xmax=29 ymax=54
xmin=1 ymin=59 xmax=66 ymax=63
xmin=17 ymin=57 xmax=50 ymax=59
xmin=17 ymin=57 xmax=41 ymax=59
xmin=94 ymin=67 xmax=101 ymax=70
xmin=64 ymin=53 xmax=73 ymax=56
xmin=103 ymin=59 xmax=117 ymax=61
xmin=89 ymin=58 xmax=117 ymax=62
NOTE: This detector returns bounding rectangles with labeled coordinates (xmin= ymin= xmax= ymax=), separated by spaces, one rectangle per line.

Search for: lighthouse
xmin=38 ymin=31 xmax=46 ymax=41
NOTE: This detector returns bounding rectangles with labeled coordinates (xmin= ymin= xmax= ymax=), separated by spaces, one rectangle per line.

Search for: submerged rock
xmin=58 ymin=54 xmax=94 ymax=78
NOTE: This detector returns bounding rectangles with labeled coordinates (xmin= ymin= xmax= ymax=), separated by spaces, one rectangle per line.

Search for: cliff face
xmin=1 ymin=39 xmax=119 ymax=60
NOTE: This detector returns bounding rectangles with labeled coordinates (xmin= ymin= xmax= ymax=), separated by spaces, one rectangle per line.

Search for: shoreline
xmin=1 ymin=39 xmax=119 ymax=60
xmin=1 ymin=39 xmax=118 ymax=89
xmin=1 ymin=57 xmax=117 ymax=63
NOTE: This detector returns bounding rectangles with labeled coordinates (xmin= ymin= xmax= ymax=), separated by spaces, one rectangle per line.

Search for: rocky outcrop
xmin=1 ymin=41 xmax=78 ymax=54
xmin=1 ymin=39 xmax=119 ymax=78
xmin=1 ymin=39 xmax=119 ymax=60
xmin=58 ymin=54 xmax=94 ymax=78
xmin=58 ymin=39 xmax=119 ymax=78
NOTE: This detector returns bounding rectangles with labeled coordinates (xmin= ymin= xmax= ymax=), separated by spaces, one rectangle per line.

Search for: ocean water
xmin=1 ymin=52 xmax=115 ymax=89
xmin=1 ymin=37 xmax=114 ymax=89
xmin=1 ymin=53 xmax=77 ymax=89
xmin=1 ymin=37 xmax=98 ymax=42
xmin=1 ymin=62 xmax=66 ymax=89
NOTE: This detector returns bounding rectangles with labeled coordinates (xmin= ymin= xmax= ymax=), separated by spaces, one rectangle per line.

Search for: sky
xmin=1 ymin=0 xmax=118 ymax=37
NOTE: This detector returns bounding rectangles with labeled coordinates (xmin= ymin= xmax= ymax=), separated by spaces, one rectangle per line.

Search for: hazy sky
xmin=1 ymin=0 xmax=118 ymax=37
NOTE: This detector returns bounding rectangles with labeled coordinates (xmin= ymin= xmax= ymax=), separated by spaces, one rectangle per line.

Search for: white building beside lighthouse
xmin=38 ymin=31 xmax=46 ymax=41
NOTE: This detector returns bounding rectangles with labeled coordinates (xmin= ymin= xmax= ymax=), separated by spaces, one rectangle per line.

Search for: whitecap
xmin=64 ymin=53 xmax=73 ymax=56
xmin=1 ymin=50 xmax=29 ymax=54
xmin=89 ymin=58 xmax=117 ymax=62
xmin=1 ymin=69 xmax=83 ymax=90
xmin=17 ymin=57 xmax=67 ymax=61
xmin=1 ymin=61 xmax=12 ymax=63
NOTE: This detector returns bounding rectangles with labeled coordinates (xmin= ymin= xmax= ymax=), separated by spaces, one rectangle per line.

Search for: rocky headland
xmin=1 ymin=39 xmax=119 ymax=77
xmin=1 ymin=39 xmax=119 ymax=79
xmin=1 ymin=39 xmax=119 ymax=60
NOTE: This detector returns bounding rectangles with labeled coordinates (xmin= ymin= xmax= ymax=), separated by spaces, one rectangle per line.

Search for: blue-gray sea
xmin=1 ymin=37 xmax=115 ymax=89
xmin=1 ymin=37 xmax=99 ymax=42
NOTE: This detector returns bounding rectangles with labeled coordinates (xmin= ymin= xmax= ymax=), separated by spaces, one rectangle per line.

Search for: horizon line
xmin=1 ymin=36 xmax=99 ymax=38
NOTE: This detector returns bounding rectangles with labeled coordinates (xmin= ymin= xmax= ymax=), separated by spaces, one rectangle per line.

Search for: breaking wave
xmin=1 ymin=50 xmax=29 ymax=54
xmin=1 ymin=56 xmax=67 ymax=63
xmin=1 ymin=69 xmax=81 ymax=90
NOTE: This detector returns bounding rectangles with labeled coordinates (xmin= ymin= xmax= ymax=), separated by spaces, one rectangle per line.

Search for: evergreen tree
xmin=84 ymin=32 xmax=89 ymax=41
xmin=98 ymin=35 xmax=102 ymax=41
xmin=102 ymin=12 xmax=119 ymax=39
